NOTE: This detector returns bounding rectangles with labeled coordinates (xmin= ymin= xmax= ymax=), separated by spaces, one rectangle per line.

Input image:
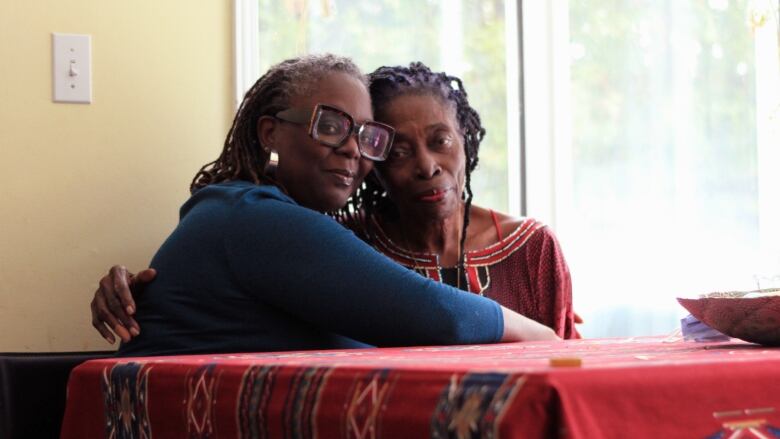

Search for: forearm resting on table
xmin=500 ymin=306 xmax=560 ymax=342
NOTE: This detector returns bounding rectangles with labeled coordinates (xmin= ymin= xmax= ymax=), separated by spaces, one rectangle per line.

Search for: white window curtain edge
xmin=520 ymin=0 xmax=571 ymax=230
xmin=235 ymin=0 xmax=260 ymax=109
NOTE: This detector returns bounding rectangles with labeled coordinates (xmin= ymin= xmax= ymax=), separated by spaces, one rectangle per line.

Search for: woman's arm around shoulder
xmin=222 ymin=194 xmax=556 ymax=346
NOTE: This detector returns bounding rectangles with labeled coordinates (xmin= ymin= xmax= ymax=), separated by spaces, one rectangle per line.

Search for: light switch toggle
xmin=69 ymin=60 xmax=79 ymax=77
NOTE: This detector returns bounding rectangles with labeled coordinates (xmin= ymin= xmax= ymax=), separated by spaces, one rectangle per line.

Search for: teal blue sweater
xmin=118 ymin=181 xmax=503 ymax=356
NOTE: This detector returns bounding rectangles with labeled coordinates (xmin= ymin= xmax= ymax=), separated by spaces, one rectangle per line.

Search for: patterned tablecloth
xmin=60 ymin=336 xmax=780 ymax=439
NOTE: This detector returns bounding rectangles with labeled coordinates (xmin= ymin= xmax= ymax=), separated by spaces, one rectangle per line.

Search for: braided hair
xmin=343 ymin=62 xmax=486 ymax=276
xmin=190 ymin=54 xmax=367 ymax=192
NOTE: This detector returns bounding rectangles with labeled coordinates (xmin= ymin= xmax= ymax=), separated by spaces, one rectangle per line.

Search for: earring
xmin=263 ymin=146 xmax=279 ymax=175
xmin=267 ymin=149 xmax=279 ymax=167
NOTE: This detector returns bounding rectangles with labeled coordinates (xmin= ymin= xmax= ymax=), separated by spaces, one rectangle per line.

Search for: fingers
xmin=91 ymin=298 xmax=115 ymax=344
xmin=99 ymin=267 xmax=140 ymax=336
xmin=99 ymin=273 xmax=128 ymax=320
xmin=91 ymin=291 xmax=132 ymax=343
xmin=543 ymin=326 xmax=561 ymax=341
xmin=110 ymin=265 xmax=137 ymax=316
xmin=94 ymin=323 xmax=116 ymax=344
xmin=133 ymin=268 xmax=157 ymax=284
xmin=573 ymin=312 xmax=584 ymax=324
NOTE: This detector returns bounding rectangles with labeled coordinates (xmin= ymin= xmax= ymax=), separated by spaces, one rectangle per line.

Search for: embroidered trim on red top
xmin=367 ymin=216 xmax=546 ymax=269
xmin=366 ymin=216 xmax=545 ymax=294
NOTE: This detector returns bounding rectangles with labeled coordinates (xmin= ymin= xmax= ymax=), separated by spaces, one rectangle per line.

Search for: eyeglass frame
xmin=274 ymin=103 xmax=395 ymax=162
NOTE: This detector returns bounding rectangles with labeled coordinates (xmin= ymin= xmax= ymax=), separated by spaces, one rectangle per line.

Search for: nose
xmin=415 ymin=148 xmax=441 ymax=179
xmin=335 ymin=133 xmax=361 ymax=160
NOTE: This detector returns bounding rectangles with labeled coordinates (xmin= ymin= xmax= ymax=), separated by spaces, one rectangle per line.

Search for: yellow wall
xmin=0 ymin=1 xmax=233 ymax=351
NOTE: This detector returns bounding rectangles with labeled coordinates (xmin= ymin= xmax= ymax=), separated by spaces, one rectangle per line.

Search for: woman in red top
xmin=342 ymin=62 xmax=580 ymax=339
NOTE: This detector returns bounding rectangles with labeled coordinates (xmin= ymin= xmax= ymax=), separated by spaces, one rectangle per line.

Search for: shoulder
xmin=220 ymin=185 xmax=360 ymax=260
xmin=184 ymin=180 xmax=293 ymax=208
xmin=466 ymin=205 xmax=551 ymax=249
xmin=188 ymin=181 xmax=342 ymax=233
xmin=485 ymin=209 xmax=560 ymax=241
xmin=465 ymin=206 xmax=567 ymax=264
xmin=225 ymin=181 xmax=295 ymax=204
xmin=180 ymin=181 xmax=297 ymax=221
xmin=491 ymin=209 xmax=535 ymax=238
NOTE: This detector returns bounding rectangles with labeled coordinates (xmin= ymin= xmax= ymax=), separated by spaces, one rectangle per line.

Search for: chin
xmin=410 ymin=201 xmax=459 ymax=221
xmin=318 ymin=192 xmax=352 ymax=212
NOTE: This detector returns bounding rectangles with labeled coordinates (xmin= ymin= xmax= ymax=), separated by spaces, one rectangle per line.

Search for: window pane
xmin=563 ymin=0 xmax=779 ymax=336
xmin=257 ymin=0 xmax=509 ymax=211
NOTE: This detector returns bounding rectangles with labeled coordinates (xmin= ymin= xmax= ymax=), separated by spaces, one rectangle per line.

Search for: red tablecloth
xmin=60 ymin=336 xmax=780 ymax=438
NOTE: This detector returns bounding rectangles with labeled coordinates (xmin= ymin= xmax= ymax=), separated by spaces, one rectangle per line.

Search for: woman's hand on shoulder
xmin=90 ymin=265 xmax=156 ymax=344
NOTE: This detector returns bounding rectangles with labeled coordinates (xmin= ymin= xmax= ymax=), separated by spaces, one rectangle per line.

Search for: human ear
xmin=257 ymin=115 xmax=278 ymax=153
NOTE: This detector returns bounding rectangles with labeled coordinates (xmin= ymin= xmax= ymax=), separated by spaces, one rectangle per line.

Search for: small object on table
xmin=680 ymin=314 xmax=731 ymax=342
xmin=549 ymin=357 xmax=582 ymax=367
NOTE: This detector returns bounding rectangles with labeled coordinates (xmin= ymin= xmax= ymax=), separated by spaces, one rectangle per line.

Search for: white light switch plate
xmin=52 ymin=33 xmax=92 ymax=103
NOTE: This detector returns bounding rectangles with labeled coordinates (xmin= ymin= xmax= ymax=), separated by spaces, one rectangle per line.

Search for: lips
xmin=416 ymin=188 xmax=450 ymax=203
xmin=326 ymin=169 xmax=356 ymax=187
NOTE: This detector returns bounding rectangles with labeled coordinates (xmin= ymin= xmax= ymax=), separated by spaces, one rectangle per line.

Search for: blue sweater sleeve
xmin=222 ymin=188 xmax=504 ymax=347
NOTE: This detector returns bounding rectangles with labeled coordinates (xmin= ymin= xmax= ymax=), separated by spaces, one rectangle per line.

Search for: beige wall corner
xmin=0 ymin=1 xmax=234 ymax=351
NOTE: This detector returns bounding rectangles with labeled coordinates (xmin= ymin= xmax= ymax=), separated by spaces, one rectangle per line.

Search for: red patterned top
xmin=352 ymin=215 xmax=580 ymax=339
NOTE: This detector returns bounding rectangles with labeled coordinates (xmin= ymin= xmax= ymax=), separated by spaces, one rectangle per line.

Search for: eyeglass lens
xmin=358 ymin=124 xmax=392 ymax=159
xmin=312 ymin=108 xmax=391 ymax=160
xmin=313 ymin=111 xmax=351 ymax=145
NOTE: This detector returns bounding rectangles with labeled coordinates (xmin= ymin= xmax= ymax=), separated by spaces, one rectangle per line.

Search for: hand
xmin=90 ymin=265 xmax=156 ymax=344
xmin=500 ymin=306 xmax=561 ymax=342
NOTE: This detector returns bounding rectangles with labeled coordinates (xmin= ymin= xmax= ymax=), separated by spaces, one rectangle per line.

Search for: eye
xmin=318 ymin=120 xmax=342 ymax=135
xmin=387 ymin=145 xmax=411 ymax=161
xmin=433 ymin=133 xmax=454 ymax=149
xmin=316 ymin=114 xmax=348 ymax=136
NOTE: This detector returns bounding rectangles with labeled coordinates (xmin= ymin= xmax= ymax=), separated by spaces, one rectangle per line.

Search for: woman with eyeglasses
xmin=96 ymin=54 xmax=557 ymax=357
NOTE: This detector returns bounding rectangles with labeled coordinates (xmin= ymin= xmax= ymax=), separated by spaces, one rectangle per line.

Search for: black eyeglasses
xmin=275 ymin=104 xmax=395 ymax=161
